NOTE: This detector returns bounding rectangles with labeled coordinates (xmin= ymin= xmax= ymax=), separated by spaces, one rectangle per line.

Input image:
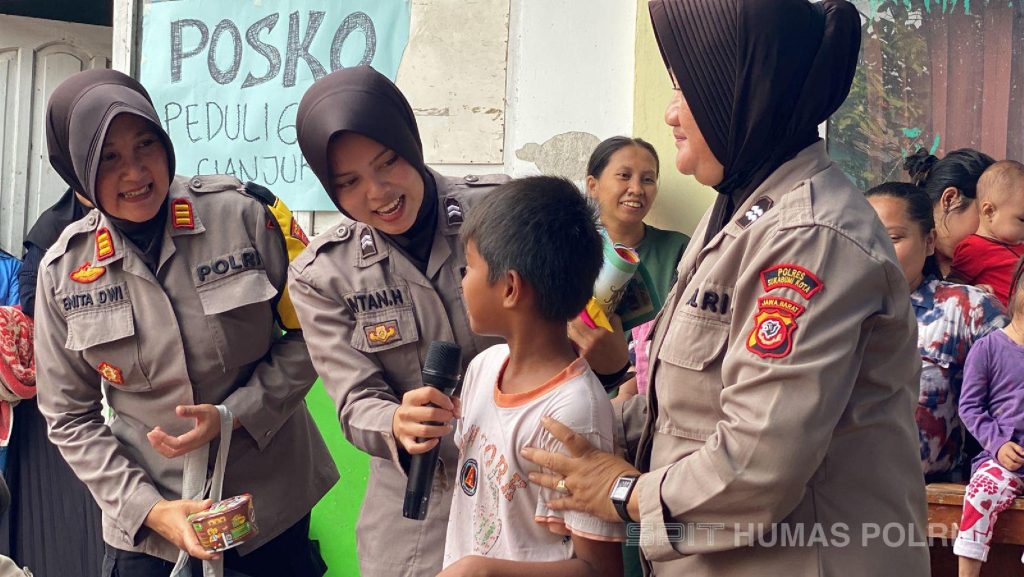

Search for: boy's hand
xmin=522 ymin=416 xmax=640 ymax=523
xmin=393 ymin=386 xmax=460 ymax=455
xmin=568 ymin=314 xmax=629 ymax=375
xmin=997 ymin=442 xmax=1024 ymax=471
xmin=436 ymin=555 xmax=491 ymax=577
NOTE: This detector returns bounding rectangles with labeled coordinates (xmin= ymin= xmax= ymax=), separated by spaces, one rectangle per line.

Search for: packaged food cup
xmin=188 ymin=494 xmax=259 ymax=552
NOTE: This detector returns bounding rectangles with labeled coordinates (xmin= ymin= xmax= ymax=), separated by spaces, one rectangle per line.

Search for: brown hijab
xmin=295 ymin=65 xmax=438 ymax=270
xmin=45 ymin=70 xmax=175 ymax=265
xmin=649 ymin=0 xmax=861 ymax=244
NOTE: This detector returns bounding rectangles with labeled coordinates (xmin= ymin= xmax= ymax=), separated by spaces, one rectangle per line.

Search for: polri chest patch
xmin=195 ymin=248 xmax=263 ymax=285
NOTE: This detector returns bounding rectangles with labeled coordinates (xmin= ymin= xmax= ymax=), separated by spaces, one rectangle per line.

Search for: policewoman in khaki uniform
xmin=35 ymin=70 xmax=338 ymax=577
xmin=289 ymin=67 xmax=506 ymax=577
xmin=522 ymin=2 xmax=930 ymax=576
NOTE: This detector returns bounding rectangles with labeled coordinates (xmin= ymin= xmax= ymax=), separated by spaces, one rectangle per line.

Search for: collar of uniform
xmin=722 ymin=141 xmax=830 ymax=238
xmin=167 ymin=183 xmax=206 ymax=238
xmin=355 ymin=224 xmax=389 ymax=268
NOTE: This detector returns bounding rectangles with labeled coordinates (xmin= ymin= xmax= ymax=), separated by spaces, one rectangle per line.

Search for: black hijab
xmin=295 ymin=66 xmax=438 ymax=271
xmin=45 ymin=69 xmax=175 ymax=266
xmin=649 ymin=0 xmax=861 ymax=245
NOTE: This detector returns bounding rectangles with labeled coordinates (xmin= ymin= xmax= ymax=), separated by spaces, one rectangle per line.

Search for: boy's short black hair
xmin=461 ymin=176 xmax=603 ymax=323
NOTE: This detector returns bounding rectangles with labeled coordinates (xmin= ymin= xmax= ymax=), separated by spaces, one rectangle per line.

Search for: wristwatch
xmin=609 ymin=474 xmax=640 ymax=523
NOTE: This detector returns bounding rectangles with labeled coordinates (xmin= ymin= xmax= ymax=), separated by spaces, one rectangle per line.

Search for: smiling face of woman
xmin=328 ymin=131 xmax=425 ymax=235
xmin=94 ymin=113 xmax=170 ymax=222
xmin=664 ymin=79 xmax=724 ymax=187
xmin=587 ymin=145 xmax=659 ymax=231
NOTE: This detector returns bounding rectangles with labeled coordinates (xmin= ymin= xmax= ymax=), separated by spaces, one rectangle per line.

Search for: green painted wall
xmin=307 ymin=380 xmax=367 ymax=576
xmin=633 ymin=0 xmax=716 ymax=236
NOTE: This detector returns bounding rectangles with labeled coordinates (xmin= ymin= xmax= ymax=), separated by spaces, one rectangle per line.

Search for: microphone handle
xmin=402 ymin=374 xmax=459 ymax=520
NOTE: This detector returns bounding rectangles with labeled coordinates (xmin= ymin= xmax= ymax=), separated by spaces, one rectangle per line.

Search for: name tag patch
xmin=196 ymin=248 xmax=263 ymax=283
xmin=62 ymin=283 xmax=128 ymax=312
xmin=345 ymin=288 xmax=406 ymax=313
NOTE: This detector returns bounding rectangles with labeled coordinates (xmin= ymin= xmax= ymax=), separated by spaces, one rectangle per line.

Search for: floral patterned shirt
xmin=912 ymin=276 xmax=1007 ymax=477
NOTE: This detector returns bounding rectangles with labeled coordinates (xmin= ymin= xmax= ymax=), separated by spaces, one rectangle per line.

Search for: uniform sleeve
xmin=636 ymin=225 xmax=908 ymax=560
xmin=959 ymin=337 xmax=1009 ymax=456
xmin=220 ymin=201 xmax=318 ymax=451
xmin=288 ymin=264 xmax=405 ymax=472
xmin=615 ymin=393 xmax=647 ymax=463
xmin=19 ymin=245 xmax=44 ymax=318
xmin=35 ymin=262 xmax=163 ymax=544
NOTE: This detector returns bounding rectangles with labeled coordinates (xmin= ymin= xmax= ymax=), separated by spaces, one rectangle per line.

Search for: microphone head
xmin=423 ymin=341 xmax=462 ymax=380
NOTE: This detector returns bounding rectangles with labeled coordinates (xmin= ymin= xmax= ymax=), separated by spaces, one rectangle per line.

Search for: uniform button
xmin=463 ymin=175 xmax=479 ymax=183
xmin=264 ymin=430 xmax=273 ymax=438
xmin=337 ymin=225 xmax=348 ymax=237
xmin=87 ymin=214 xmax=97 ymax=226
xmin=190 ymin=176 xmax=203 ymax=189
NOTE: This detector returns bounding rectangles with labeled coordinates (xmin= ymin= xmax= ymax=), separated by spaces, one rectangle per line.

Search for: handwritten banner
xmin=140 ymin=0 xmax=411 ymax=210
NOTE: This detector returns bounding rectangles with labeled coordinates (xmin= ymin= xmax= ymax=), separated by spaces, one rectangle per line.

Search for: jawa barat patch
xmin=747 ymin=296 xmax=805 ymax=359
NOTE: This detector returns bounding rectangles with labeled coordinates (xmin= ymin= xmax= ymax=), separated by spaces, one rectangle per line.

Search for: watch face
xmin=611 ymin=477 xmax=633 ymax=500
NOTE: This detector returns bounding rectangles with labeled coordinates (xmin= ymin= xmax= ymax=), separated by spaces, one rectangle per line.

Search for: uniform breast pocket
xmin=196 ymin=269 xmax=276 ymax=369
xmin=352 ymin=306 xmax=422 ymax=389
xmin=65 ymin=303 xmax=151 ymax=392
xmin=653 ymin=313 xmax=731 ymax=440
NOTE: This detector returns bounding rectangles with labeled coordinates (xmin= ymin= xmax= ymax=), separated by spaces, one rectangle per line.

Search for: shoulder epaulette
xmin=242 ymin=181 xmax=277 ymax=205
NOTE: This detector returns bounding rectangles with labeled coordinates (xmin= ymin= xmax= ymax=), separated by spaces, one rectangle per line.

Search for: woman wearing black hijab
xmin=521 ymin=1 xmax=930 ymax=576
xmin=289 ymin=66 xmax=508 ymax=577
xmin=34 ymin=69 xmax=338 ymax=577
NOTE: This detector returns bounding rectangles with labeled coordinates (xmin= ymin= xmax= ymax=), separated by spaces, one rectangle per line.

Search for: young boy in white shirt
xmin=439 ymin=176 xmax=624 ymax=577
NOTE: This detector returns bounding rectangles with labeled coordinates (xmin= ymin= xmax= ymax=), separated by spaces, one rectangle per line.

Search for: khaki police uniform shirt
xmin=35 ymin=175 xmax=339 ymax=562
xmin=289 ymin=171 xmax=507 ymax=577
xmin=619 ymin=143 xmax=929 ymax=577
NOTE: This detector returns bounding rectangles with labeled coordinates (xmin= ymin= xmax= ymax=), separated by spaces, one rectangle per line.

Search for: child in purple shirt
xmin=955 ymin=257 xmax=1024 ymax=576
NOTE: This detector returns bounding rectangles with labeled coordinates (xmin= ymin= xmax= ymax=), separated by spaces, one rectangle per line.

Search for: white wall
xmin=503 ymin=0 xmax=636 ymax=180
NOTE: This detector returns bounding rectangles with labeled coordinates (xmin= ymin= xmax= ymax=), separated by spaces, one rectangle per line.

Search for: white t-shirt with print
xmin=442 ymin=344 xmax=624 ymax=568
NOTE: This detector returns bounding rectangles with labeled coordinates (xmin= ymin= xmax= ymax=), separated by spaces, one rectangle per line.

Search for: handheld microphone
xmin=403 ymin=341 xmax=462 ymax=520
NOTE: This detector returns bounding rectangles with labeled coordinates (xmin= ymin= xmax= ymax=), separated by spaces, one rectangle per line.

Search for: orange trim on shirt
xmin=534 ymin=516 xmax=626 ymax=543
xmin=493 ymin=356 xmax=589 ymax=409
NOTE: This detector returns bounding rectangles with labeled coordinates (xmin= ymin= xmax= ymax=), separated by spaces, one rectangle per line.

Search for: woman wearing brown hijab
xmin=521 ymin=1 xmax=930 ymax=576
xmin=288 ymin=66 xmax=508 ymax=577
xmin=34 ymin=69 xmax=337 ymax=577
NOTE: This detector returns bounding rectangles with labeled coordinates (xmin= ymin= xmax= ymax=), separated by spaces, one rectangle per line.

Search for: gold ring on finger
xmin=555 ymin=478 xmax=570 ymax=495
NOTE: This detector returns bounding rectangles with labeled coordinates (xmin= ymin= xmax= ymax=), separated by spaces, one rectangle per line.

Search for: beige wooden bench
xmin=927 ymin=483 xmax=1024 ymax=575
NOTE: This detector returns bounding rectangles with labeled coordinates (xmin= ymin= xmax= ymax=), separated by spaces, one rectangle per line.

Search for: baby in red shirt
xmin=951 ymin=160 xmax=1024 ymax=307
